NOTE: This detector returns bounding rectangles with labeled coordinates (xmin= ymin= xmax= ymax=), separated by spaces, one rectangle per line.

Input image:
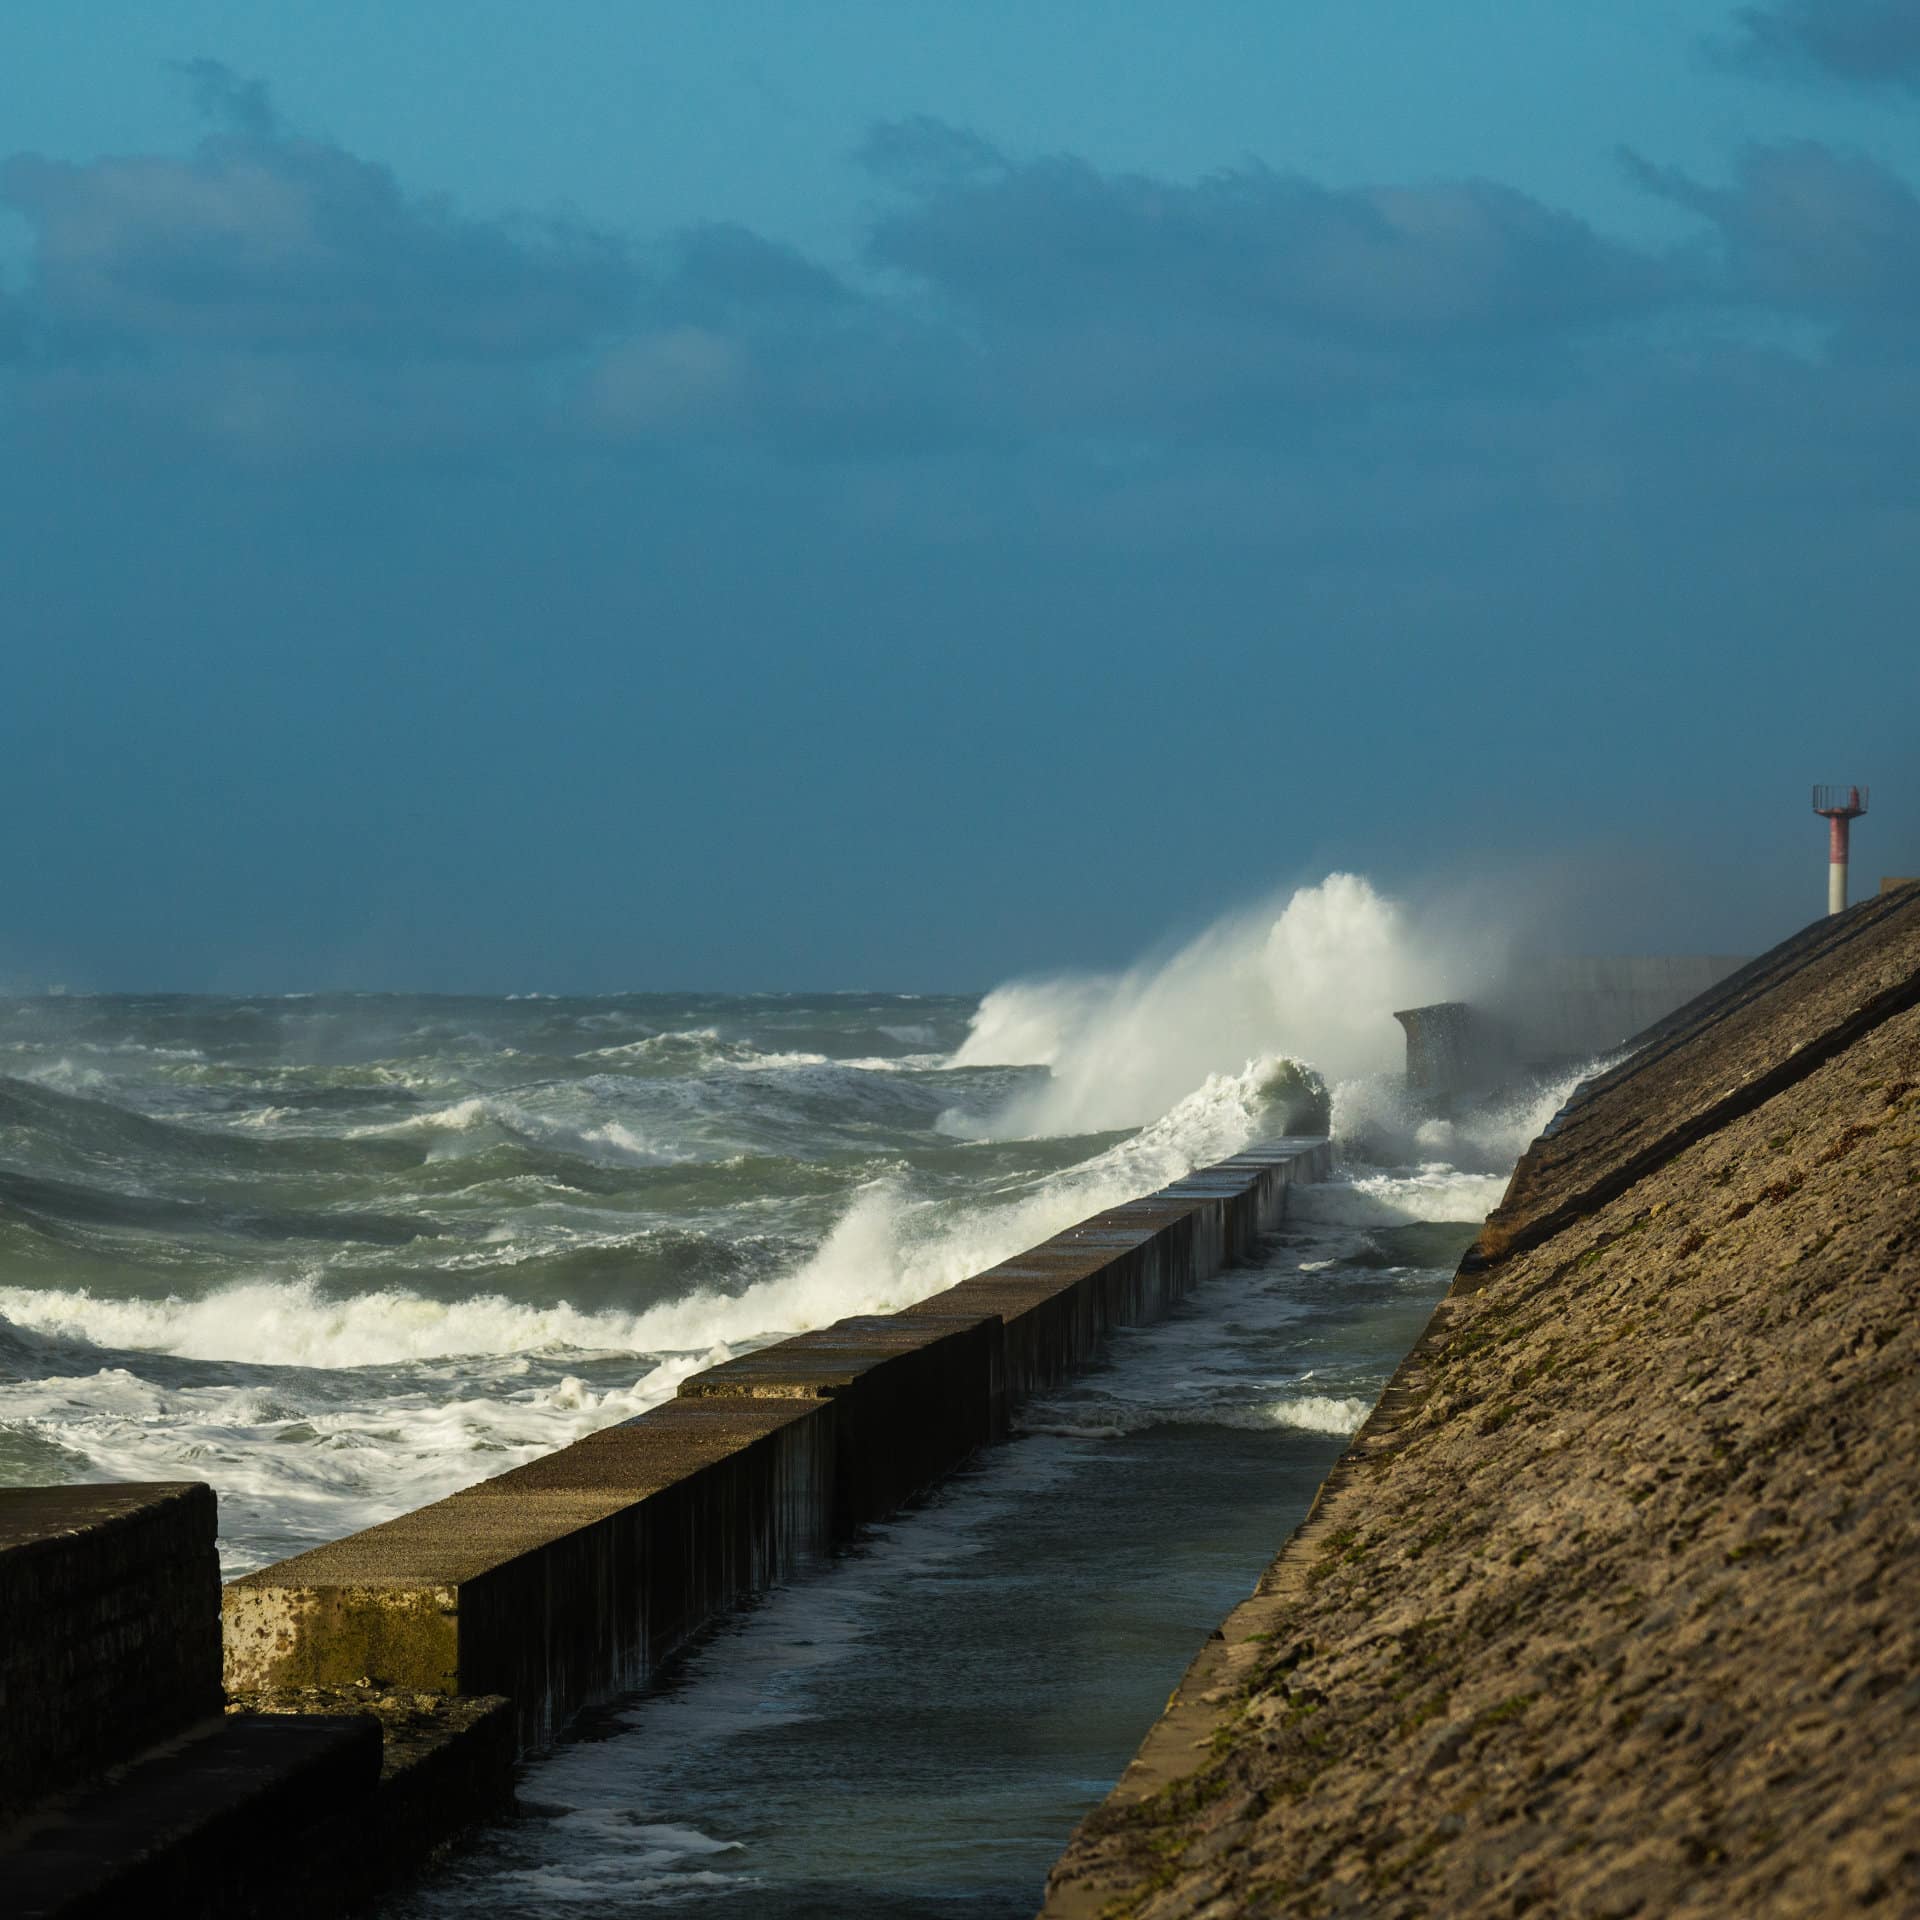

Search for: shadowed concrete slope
xmin=1043 ymin=890 xmax=1920 ymax=1920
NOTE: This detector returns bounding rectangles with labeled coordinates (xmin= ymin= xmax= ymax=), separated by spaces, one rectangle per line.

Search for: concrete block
xmin=0 ymin=1483 xmax=221 ymax=1819
xmin=224 ymin=1397 xmax=832 ymax=1748
xmin=219 ymin=1135 xmax=1332 ymax=1764
xmin=678 ymin=1312 xmax=1002 ymax=1529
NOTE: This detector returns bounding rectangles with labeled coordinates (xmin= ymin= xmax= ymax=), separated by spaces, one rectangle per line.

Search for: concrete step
xmin=1 ymin=1712 xmax=380 ymax=1920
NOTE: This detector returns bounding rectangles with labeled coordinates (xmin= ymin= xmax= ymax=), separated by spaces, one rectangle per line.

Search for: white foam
xmin=1268 ymin=1393 xmax=1373 ymax=1435
xmin=16 ymin=1058 xmax=114 ymax=1095
xmin=0 ymin=1347 xmax=724 ymax=1574
xmin=0 ymin=1277 xmax=690 ymax=1368
xmin=607 ymin=1053 xmax=1297 ymax=1351
xmin=579 ymin=1031 xmax=830 ymax=1075
xmin=0 ymin=1049 xmax=1295 ymax=1374
xmin=360 ymin=1096 xmax=494 ymax=1136
xmin=1330 ymin=1064 xmax=1596 ymax=1175
xmin=1017 ymin=1389 xmax=1374 ymax=1441
xmin=1290 ymin=1167 xmax=1510 ymax=1227
xmin=351 ymin=1094 xmax=690 ymax=1167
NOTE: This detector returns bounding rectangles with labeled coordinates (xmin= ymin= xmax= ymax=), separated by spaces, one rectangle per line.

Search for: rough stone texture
xmin=0 ymin=1482 xmax=222 ymax=1819
xmin=1480 ymin=888 xmax=1920 ymax=1264
xmin=1043 ymin=898 xmax=1920 ymax=1919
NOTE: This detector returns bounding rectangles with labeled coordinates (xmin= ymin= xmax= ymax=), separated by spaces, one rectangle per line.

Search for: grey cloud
xmin=1716 ymin=0 xmax=1920 ymax=90
xmin=173 ymin=57 xmax=279 ymax=137
xmin=588 ymin=212 xmax=988 ymax=456
xmin=585 ymin=302 xmax=994 ymax=460
xmin=854 ymin=117 xmax=1007 ymax=192
xmin=10 ymin=85 xmax=1920 ymax=496
xmin=660 ymin=223 xmax=853 ymax=322
xmin=842 ymin=125 xmax=1678 ymax=449
xmin=1625 ymin=141 xmax=1920 ymax=323
xmin=861 ymin=130 xmax=1669 ymax=349
xmin=2 ymin=84 xmax=634 ymax=359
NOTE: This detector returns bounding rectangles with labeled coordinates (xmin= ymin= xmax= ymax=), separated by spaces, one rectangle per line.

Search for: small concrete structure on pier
xmin=0 ymin=1483 xmax=418 ymax=1920
xmin=1396 ymin=953 xmax=1749 ymax=1096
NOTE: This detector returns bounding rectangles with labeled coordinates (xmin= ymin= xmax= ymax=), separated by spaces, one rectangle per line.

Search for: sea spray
xmin=951 ymin=873 xmax=1510 ymax=1135
xmin=647 ymin=1053 xmax=1320 ymax=1345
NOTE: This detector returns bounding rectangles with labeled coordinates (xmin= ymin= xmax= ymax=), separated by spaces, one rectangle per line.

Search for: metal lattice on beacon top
xmin=1812 ymin=785 xmax=1869 ymax=817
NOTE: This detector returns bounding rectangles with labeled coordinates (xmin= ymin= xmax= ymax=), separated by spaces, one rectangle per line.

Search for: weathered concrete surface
xmin=679 ymin=1311 xmax=1004 ymax=1528
xmin=0 ymin=1482 xmax=222 ymax=1819
xmin=225 ymin=1395 xmax=833 ymax=1747
xmin=225 ymin=1138 xmax=1329 ymax=1756
xmin=1042 ymin=891 xmax=1920 ymax=1919
xmin=908 ymin=1144 xmax=1331 ymax=1401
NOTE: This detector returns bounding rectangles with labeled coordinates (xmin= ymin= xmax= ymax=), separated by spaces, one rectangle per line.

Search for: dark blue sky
xmin=3 ymin=1 xmax=1917 ymax=991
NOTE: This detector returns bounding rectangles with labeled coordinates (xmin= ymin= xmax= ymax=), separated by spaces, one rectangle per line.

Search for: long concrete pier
xmin=5 ymin=1138 xmax=1329 ymax=1913
xmin=225 ymin=1138 xmax=1331 ymax=1751
xmin=1044 ymin=887 xmax=1920 ymax=1916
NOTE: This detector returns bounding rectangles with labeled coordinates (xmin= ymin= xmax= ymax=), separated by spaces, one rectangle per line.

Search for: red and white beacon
xmin=1812 ymin=785 xmax=1868 ymax=917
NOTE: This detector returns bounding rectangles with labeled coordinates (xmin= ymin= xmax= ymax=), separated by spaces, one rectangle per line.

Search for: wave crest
xmin=951 ymin=874 xmax=1508 ymax=1135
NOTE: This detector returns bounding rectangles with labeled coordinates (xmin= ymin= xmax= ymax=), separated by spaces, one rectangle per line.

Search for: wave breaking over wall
xmin=950 ymin=873 xmax=1512 ymax=1137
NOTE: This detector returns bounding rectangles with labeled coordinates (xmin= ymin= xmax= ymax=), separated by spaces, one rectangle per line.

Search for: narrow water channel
xmin=387 ymin=1204 xmax=1476 ymax=1918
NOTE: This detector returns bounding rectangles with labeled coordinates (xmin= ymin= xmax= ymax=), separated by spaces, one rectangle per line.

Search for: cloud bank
xmin=0 ymin=48 xmax=1913 ymax=489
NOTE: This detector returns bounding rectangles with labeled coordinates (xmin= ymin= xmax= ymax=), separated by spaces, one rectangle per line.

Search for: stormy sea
xmin=0 ymin=875 xmax=1577 ymax=1915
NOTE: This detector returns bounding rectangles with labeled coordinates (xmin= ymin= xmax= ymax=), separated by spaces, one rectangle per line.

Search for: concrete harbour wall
xmin=225 ymin=1137 xmax=1332 ymax=1752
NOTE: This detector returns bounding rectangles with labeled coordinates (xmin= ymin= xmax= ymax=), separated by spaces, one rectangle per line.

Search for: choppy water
xmin=0 ymin=969 xmax=1553 ymax=1574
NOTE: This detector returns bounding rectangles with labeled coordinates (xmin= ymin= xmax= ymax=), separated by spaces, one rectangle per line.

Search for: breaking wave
xmin=951 ymin=873 xmax=1511 ymax=1136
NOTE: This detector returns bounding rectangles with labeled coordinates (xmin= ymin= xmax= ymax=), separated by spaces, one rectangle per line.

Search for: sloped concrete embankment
xmin=1044 ymin=888 xmax=1920 ymax=1919
xmin=224 ymin=1140 xmax=1330 ymax=1756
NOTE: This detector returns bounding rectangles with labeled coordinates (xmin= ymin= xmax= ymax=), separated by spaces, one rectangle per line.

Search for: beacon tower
xmin=1812 ymin=785 xmax=1868 ymax=916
